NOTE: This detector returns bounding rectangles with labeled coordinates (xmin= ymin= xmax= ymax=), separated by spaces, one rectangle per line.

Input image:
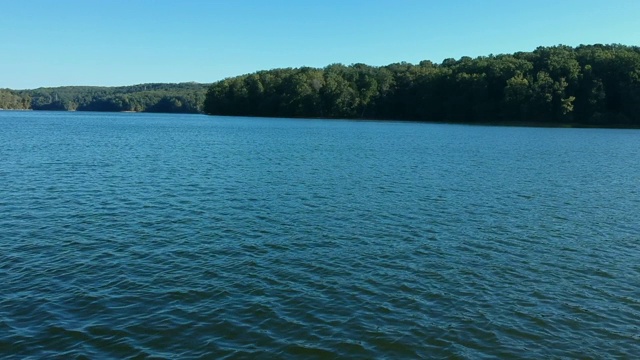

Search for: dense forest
xmin=204 ymin=44 xmax=640 ymax=127
xmin=2 ymin=44 xmax=638 ymax=125
xmin=0 ymin=83 xmax=208 ymax=113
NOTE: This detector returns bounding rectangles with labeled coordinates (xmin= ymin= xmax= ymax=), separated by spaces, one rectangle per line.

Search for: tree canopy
xmin=3 ymin=44 xmax=639 ymax=127
xmin=204 ymin=44 xmax=640 ymax=127
xmin=0 ymin=83 xmax=209 ymax=113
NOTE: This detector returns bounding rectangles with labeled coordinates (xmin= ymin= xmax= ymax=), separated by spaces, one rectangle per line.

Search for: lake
xmin=1 ymin=111 xmax=639 ymax=358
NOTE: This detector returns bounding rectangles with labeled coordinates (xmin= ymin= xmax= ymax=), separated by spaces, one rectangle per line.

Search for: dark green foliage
xmin=1 ymin=83 xmax=209 ymax=113
xmin=204 ymin=44 xmax=640 ymax=127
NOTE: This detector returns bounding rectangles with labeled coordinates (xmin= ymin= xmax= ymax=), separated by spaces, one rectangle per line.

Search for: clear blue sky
xmin=1 ymin=0 xmax=638 ymax=89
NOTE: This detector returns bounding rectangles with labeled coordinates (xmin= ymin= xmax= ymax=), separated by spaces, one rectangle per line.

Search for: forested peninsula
xmin=204 ymin=44 xmax=640 ymax=127
xmin=2 ymin=44 xmax=638 ymax=126
xmin=0 ymin=83 xmax=208 ymax=113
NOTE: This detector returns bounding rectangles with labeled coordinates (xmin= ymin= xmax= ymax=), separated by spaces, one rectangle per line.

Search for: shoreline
xmin=1 ymin=108 xmax=638 ymax=129
xmin=203 ymin=113 xmax=640 ymax=130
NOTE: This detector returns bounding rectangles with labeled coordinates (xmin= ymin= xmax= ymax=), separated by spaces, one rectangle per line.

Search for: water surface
xmin=1 ymin=111 xmax=639 ymax=358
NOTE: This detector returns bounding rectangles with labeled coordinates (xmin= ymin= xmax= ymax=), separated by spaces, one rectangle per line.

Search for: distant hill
xmin=0 ymin=82 xmax=210 ymax=113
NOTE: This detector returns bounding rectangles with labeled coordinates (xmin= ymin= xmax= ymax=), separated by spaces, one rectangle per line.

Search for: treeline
xmin=0 ymin=83 xmax=209 ymax=113
xmin=204 ymin=44 xmax=640 ymax=126
xmin=0 ymin=89 xmax=31 ymax=110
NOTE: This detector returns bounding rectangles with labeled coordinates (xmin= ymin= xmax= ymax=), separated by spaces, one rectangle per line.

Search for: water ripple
xmin=1 ymin=112 xmax=639 ymax=358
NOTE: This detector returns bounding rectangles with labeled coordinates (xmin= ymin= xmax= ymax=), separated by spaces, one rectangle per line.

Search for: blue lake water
xmin=1 ymin=111 xmax=639 ymax=358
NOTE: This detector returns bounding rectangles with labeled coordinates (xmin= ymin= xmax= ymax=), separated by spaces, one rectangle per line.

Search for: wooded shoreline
xmin=203 ymin=44 xmax=640 ymax=128
xmin=0 ymin=83 xmax=209 ymax=113
xmin=2 ymin=44 xmax=639 ymax=128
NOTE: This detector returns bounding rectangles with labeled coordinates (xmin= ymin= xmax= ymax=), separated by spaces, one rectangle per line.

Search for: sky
xmin=1 ymin=0 xmax=638 ymax=89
